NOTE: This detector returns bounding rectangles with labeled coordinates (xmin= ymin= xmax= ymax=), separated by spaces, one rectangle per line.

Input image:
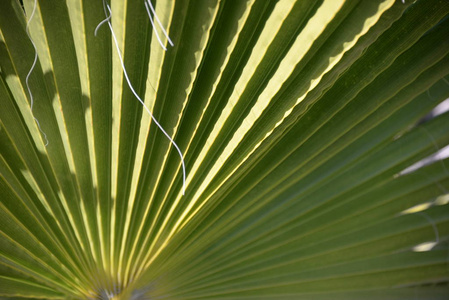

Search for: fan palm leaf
xmin=0 ymin=0 xmax=449 ymax=299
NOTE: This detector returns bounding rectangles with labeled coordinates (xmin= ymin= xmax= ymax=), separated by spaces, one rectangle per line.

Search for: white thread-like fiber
xmin=26 ymin=0 xmax=49 ymax=146
xmin=145 ymin=0 xmax=174 ymax=49
xmin=95 ymin=1 xmax=186 ymax=195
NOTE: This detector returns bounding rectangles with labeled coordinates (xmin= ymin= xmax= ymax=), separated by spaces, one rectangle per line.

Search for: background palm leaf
xmin=1 ymin=0 xmax=449 ymax=298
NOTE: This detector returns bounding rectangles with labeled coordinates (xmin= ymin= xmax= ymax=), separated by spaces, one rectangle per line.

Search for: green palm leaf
xmin=1 ymin=0 xmax=449 ymax=298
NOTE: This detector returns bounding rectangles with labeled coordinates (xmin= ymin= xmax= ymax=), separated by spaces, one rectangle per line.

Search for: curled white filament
xmin=95 ymin=1 xmax=186 ymax=195
xmin=26 ymin=0 xmax=49 ymax=146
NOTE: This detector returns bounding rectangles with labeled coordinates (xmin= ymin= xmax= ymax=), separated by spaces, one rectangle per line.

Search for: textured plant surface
xmin=1 ymin=0 xmax=449 ymax=299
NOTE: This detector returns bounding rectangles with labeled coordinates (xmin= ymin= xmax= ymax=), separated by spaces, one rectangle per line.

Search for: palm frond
xmin=0 ymin=0 xmax=448 ymax=299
